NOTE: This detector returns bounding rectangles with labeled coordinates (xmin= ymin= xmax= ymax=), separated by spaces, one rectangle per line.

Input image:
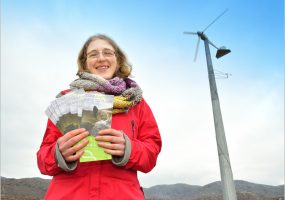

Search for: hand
xmin=57 ymin=128 xmax=89 ymax=162
xmin=95 ymin=129 xmax=125 ymax=156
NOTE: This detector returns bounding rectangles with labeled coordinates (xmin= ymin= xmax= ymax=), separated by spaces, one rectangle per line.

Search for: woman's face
xmin=85 ymin=39 xmax=118 ymax=80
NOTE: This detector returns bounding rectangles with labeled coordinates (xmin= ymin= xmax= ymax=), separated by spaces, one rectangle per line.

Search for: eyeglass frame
xmin=86 ymin=48 xmax=116 ymax=59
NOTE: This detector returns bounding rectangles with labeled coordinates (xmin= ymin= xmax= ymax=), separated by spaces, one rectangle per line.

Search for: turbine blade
xmin=183 ymin=31 xmax=197 ymax=35
xmin=193 ymin=38 xmax=201 ymax=62
xmin=202 ymin=9 xmax=229 ymax=32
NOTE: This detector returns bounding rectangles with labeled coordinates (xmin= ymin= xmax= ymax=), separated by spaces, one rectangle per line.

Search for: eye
xmin=103 ymin=50 xmax=115 ymax=57
xmin=89 ymin=52 xmax=99 ymax=58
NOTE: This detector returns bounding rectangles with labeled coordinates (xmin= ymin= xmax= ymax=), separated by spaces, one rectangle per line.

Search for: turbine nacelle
xmin=184 ymin=9 xmax=231 ymax=61
xmin=184 ymin=31 xmax=231 ymax=61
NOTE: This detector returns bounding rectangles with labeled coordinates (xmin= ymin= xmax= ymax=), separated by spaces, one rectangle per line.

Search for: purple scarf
xmin=70 ymin=72 xmax=142 ymax=105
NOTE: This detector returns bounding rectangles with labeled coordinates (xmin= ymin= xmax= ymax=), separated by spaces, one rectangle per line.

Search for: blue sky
xmin=1 ymin=0 xmax=284 ymax=187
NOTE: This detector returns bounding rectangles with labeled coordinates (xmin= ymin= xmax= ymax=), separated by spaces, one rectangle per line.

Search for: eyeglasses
xmin=87 ymin=49 xmax=116 ymax=59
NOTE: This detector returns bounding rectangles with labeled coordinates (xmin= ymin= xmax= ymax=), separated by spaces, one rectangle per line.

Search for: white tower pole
xmin=202 ymin=33 xmax=237 ymax=200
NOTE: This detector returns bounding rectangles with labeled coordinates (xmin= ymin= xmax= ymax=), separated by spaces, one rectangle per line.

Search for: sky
xmin=1 ymin=0 xmax=284 ymax=188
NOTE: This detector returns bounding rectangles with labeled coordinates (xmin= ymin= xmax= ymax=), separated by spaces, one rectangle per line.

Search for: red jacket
xmin=37 ymin=98 xmax=162 ymax=200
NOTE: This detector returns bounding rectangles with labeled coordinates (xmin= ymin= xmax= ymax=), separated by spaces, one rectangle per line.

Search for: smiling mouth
xmin=96 ymin=65 xmax=109 ymax=70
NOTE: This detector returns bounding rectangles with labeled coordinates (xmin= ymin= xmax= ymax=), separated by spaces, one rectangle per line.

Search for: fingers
xmin=104 ymin=149 xmax=125 ymax=156
xmin=58 ymin=128 xmax=88 ymax=144
xmin=96 ymin=134 xmax=125 ymax=143
xmin=64 ymin=149 xmax=85 ymax=162
xmin=95 ymin=129 xmax=125 ymax=144
xmin=62 ymin=138 xmax=89 ymax=162
xmin=57 ymin=128 xmax=90 ymax=162
xmin=98 ymin=142 xmax=125 ymax=151
xmin=99 ymin=141 xmax=125 ymax=156
xmin=96 ymin=129 xmax=126 ymax=156
xmin=58 ymin=129 xmax=89 ymax=150
xmin=97 ymin=128 xmax=123 ymax=137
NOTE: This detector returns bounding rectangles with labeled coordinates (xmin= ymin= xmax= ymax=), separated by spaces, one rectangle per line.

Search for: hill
xmin=1 ymin=177 xmax=284 ymax=200
xmin=143 ymin=180 xmax=284 ymax=200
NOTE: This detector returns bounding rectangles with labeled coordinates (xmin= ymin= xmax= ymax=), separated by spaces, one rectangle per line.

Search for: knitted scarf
xmin=70 ymin=72 xmax=143 ymax=114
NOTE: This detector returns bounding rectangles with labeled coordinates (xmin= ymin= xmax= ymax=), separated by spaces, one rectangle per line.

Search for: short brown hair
xmin=77 ymin=34 xmax=132 ymax=78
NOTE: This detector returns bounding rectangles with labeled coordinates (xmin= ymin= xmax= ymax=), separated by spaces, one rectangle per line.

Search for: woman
xmin=37 ymin=34 xmax=162 ymax=200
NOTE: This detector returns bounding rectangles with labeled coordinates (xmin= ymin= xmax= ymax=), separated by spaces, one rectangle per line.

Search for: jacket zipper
xmin=131 ymin=120 xmax=135 ymax=138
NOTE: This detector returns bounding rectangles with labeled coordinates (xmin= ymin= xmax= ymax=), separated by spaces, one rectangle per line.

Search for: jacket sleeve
xmin=37 ymin=119 xmax=63 ymax=176
xmin=124 ymin=99 xmax=162 ymax=173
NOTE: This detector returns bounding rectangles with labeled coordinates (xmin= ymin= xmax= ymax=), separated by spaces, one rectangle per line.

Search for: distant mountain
xmin=1 ymin=176 xmax=284 ymax=200
xmin=144 ymin=183 xmax=201 ymax=200
xmin=143 ymin=180 xmax=284 ymax=200
xmin=1 ymin=176 xmax=50 ymax=200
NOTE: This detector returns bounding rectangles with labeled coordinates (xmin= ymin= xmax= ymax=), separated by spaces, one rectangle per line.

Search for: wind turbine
xmin=184 ymin=9 xmax=237 ymax=200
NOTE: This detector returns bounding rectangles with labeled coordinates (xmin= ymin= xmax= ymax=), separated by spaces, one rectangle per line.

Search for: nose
xmin=97 ymin=52 xmax=106 ymax=60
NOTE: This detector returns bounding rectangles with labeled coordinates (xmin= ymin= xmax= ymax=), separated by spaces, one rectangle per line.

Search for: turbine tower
xmin=184 ymin=9 xmax=237 ymax=200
